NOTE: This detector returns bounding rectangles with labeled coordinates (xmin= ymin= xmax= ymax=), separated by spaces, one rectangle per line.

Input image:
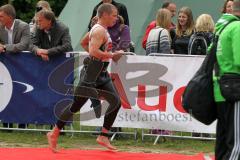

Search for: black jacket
xmin=88 ymin=0 xmax=129 ymax=31
xmin=32 ymin=20 xmax=73 ymax=56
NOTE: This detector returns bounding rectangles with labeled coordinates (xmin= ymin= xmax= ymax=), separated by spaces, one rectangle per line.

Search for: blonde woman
xmin=188 ymin=14 xmax=215 ymax=55
xmin=172 ymin=7 xmax=194 ymax=54
xmin=146 ymin=8 xmax=172 ymax=55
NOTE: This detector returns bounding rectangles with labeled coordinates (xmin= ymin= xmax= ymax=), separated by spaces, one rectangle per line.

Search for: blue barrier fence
xmin=0 ymin=52 xmax=74 ymax=124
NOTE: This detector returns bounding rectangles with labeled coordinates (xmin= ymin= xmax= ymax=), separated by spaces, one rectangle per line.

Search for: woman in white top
xmin=146 ymin=8 xmax=172 ymax=55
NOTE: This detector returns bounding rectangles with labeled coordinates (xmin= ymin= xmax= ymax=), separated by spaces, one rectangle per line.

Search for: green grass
xmin=0 ymin=130 xmax=215 ymax=155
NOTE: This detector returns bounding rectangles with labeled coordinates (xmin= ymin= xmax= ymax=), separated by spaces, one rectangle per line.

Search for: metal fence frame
xmin=0 ymin=124 xmax=215 ymax=145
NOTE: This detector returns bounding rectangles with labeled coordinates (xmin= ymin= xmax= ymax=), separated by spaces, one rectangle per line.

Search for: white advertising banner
xmin=79 ymin=53 xmax=216 ymax=134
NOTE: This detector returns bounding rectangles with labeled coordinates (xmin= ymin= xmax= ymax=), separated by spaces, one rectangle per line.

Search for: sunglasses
xmin=36 ymin=6 xmax=43 ymax=12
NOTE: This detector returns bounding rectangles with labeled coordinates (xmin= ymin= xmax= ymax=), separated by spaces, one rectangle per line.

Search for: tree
xmin=2 ymin=0 xmax=68 ymax=23
xmin=0 ymin=0 xmax=9 ymax=6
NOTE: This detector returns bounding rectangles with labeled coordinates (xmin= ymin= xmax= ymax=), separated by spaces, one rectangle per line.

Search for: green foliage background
xmin=0 ymin=0 xmax=68 ymax=23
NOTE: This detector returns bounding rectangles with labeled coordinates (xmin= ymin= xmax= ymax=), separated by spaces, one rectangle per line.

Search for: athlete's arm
xmin=89 ymin=27 xmax=113 ymax=60
xmin=80 ymin=32 xmax=90 ymax=52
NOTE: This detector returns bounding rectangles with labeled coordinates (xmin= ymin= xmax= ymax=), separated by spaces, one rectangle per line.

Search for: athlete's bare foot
xmin=96 ymin=135 xmax=117 ymax=150
xmin=47 ymin=126 xmax=60 ymax=153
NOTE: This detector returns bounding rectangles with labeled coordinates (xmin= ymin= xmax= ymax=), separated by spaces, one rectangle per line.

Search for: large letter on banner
xmin=79 ymin=53 xmax=217 ymax=134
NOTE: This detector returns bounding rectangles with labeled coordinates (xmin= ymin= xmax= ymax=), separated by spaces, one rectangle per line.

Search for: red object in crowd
xmin=142 ymin=21 xmax=176 ymax=50
xmin=142 ymin=21 xmax=157 ymax=50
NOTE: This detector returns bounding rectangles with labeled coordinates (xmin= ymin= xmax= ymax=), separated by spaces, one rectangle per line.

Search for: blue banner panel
xmin=0 ymin=52 xmax=74 ymax=124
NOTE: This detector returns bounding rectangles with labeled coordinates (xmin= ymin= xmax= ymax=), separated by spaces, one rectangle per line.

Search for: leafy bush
xmin=1 ymin=0 xmax=68 ymax=23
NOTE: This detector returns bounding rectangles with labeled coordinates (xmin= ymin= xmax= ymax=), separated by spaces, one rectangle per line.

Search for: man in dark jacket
xmin=32 ymin=9 xmax=72 ymax=61
xmin=88 ymin=0 xmax=129 ymax=31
